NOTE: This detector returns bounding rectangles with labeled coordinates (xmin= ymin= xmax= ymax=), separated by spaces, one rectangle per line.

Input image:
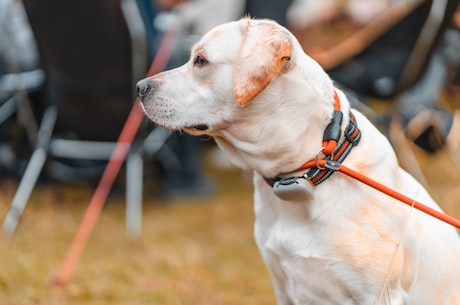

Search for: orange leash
xmin=315 ymin=159 xmax=460 ymax=230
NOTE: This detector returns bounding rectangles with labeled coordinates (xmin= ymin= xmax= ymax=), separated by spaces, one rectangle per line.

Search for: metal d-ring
xmin=315 ymin=147 xmax=334 ymax=170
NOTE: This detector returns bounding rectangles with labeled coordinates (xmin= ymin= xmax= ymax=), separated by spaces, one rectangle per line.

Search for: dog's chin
xmin=144 ymin=113 xmax=210 ymax=135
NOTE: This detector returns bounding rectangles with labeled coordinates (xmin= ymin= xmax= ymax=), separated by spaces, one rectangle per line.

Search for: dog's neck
xmin=213 ymin=87 xmax=352 ymax=179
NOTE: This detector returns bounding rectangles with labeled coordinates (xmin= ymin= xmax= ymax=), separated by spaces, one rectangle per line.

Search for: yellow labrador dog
xmin=137 ymin=18 xmax=460 ymax=304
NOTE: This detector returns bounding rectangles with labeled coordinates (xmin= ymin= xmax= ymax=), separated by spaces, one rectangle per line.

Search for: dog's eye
xmin=193 ymin=54 xmax=208 ymax=67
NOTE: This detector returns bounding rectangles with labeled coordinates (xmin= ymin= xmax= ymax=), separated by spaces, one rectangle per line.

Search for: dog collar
xmin=265 ymin=91 xmax=361 ymax=188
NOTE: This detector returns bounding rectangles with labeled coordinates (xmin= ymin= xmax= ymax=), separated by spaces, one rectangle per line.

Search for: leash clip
xmin=324 ymin=159 xmax=340 ymax=171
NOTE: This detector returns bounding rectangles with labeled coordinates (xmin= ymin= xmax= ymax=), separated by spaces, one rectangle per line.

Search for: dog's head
xmin=136 ymin=18 xmax=320 ymax=135
xmin=137 ymin=18 xmax=335 ymax=174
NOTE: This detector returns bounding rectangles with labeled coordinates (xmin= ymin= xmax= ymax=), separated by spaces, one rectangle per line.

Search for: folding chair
xmin=2 ymin=0 xmax=175 ymax=237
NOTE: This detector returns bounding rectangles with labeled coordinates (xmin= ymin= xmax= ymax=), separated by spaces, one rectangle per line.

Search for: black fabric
xmin=23 ymin=0 xmax=134 ymax=141
xmin=244 ymin=0 xmax=293 ymax=27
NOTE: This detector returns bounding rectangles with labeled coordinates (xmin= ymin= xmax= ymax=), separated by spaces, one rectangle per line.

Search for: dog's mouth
xmin=183 ymin=124 xmax=210 ymax=132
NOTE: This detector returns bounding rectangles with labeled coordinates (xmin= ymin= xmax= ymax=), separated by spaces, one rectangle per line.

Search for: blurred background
xmin=1 ymin=0 xmax=459 ymax=304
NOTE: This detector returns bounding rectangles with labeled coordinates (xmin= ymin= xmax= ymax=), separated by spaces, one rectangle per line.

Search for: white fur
xmin=138 ymin=18 xmax=460 ymax=304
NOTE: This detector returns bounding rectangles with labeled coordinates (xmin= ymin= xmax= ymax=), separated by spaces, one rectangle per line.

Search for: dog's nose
xmin=136 ymin=79 xmax=151 ymax=99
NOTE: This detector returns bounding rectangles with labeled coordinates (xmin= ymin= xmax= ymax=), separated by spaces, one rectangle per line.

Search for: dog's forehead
xmin=192 ymin=20 xmax=242 ymax=56
xmin=192 ymin=18 xmax=284 ymax=58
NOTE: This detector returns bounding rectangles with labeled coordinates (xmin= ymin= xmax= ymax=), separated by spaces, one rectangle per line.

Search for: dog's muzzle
xmin=136 ymin=78 xmax=210 ymax=133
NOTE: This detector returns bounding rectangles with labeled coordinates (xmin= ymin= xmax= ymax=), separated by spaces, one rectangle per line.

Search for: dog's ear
xmin=233 ymin=20 xmax=292 ymax=107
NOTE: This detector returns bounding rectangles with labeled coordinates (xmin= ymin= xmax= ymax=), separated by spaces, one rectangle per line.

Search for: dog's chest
xmin=260 ymin=220 xmax=365 ymax=304
xmin=253 ymin=192 xmax=379 ymax=304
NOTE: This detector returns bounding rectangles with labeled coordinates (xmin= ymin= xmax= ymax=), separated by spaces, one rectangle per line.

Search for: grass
xmin=0 ymin=157 xmax=275 ymax=305
xmin=1 ymin=143 xmax=460 ymax=305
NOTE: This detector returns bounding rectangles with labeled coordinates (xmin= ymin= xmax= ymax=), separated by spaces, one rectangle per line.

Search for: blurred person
xmin=287 ymin=0 xmax=390 ymax=30
xmin=302 ymin=0 xmax=460 ymax=154
xmin=396 ymin=25 xmax=460 ymax=153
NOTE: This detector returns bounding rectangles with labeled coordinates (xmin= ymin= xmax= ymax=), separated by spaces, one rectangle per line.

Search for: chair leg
xmin=126 ymin=151 xmax=143 ymax=237
xmin=2 ymin=148 xmax=47 ymax=235
xmin=2 ymin=106 xmax=57 ymax=236
xmin=0 ymin=95 xmax=17 ymax=125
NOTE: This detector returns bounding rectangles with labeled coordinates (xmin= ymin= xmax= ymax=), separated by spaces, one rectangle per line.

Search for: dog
xmin=137 ymin=18 xmax=460 ymax=304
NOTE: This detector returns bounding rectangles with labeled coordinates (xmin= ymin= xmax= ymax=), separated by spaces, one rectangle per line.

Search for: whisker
xmin=376 ymin=189 xmax=420 ymax=305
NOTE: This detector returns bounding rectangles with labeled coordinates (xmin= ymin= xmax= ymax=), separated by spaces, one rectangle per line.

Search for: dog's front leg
xmin=254 ymin=180 xmax=294 ymax=305
xmin=263 ymin=250 xmax=294 ymax=305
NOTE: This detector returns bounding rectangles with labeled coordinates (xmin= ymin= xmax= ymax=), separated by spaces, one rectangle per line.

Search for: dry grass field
xmin=1 ymin=142 xmax=460 ymax=305
xmin=0 ymin=150 xmax=274 ymax=305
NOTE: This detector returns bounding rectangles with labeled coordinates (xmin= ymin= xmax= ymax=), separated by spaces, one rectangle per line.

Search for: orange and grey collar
xmin=265 ymin=91 xmax=361 ymax=187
